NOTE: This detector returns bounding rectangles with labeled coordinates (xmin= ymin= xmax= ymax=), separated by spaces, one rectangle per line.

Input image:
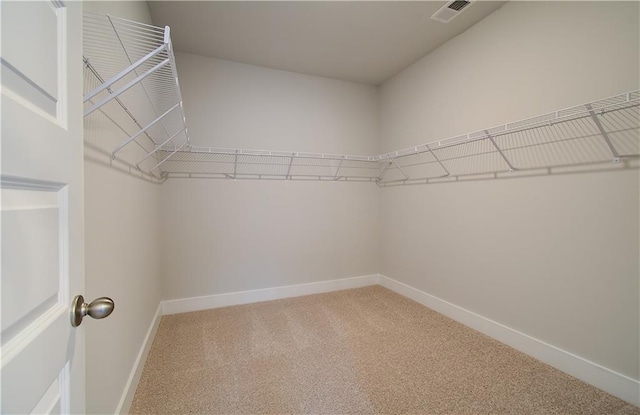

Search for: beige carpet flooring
xmin=131 ymin=286 xmax=639 ymax=414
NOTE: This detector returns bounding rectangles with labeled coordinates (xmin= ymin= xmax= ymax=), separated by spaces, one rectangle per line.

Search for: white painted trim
xmin=378 ymin=274 xmax=640 ymax=407
xmin=162 ymin=275 xmax=380 ymax=315
xmin=115 ymin=302 xmax=163 ymax=415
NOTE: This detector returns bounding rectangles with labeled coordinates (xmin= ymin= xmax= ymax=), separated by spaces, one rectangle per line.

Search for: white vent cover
xmin=431 ymin=0 xmax=473 ymax=23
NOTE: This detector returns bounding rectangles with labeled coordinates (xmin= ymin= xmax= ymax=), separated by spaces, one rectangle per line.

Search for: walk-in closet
xmin=1 ymin=1 xmax=639 ymax=413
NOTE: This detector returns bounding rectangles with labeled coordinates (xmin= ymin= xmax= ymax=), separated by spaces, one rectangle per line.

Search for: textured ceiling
xmin=148 ymin=1 xmax=506 ymax=85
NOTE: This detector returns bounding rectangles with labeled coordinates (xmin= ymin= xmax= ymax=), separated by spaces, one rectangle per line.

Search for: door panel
xmin=1 ymin=0 xmax=63 ymax=120
xmin=2 ymin=187 xmax=62 ymax=338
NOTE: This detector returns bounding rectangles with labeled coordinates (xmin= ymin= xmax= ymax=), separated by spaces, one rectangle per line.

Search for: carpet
xmin=130 ymin=285 xmax=639 ymax=414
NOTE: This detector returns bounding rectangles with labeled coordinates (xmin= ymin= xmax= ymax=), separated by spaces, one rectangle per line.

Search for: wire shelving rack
xmin=160 ymin=90 xmax=639 ymax=184
xmin=82 ymin=14 xmax=638 ymax=184
xmin=82 ymin=12 xmax=190 ymax=180
xmin=157 ymin=147 xmax=382 ymax=182
xmin=374 ymin=90 xmax=640 ymax=185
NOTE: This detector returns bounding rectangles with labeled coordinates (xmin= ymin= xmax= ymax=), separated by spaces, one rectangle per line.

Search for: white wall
xmin=83 ymin=2 xmax=162 ymax=414
xmin=379 ymin=0 xmax=639 ymax=381
xmin=177 ymin=52 xmax=379 ymax=152
xmin=161 ymin=53 xmax=380 ymax=300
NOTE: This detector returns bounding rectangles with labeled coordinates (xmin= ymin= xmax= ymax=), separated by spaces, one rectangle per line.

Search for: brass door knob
xmin=70 ymin=295 xmax=115 ymax=327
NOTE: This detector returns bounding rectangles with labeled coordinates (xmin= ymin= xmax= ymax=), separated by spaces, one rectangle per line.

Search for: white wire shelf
xmin=82 ymin=12 xmax=190 ymax=179
xmin=159 ymin=90 xmax=639 ymax=183
xmin=157 ymin=147 xmax=382 ymax=181
xmin=374 ymin=90 xmax=640 ymax=185
xmin=82 ymin=14 xmax=637 ymax=184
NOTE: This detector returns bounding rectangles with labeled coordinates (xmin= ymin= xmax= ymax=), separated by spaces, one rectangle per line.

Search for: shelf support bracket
xmin=150 ymin=140 xmax=189 ymax=172
xmin=377 ymin=160 xmax=392 ymax=182
xmin=83 ymin=43 xmax=167 ymax=104
xmin=136 ymin=128 xmax=186 ymax=169
xmin=425 ymin=144 xmax=450 ymax=177
xmin=84 ymin=57 xmax=158 ymax=147
xmin=84 ymin=57 xmax=170 ymax=117
xmin=334 ymin=158 xmax=344 ymax=181
xmin=233 ymin=150 xmax=239 ymax=179
xmin=485 ymin=130 xmax=517 ymax=172
xmin=391 ymin=158 xmax=409 ymax=181
xmin=112 ymin=103 xmax=180 ymax=158
xmin=586 ymin=104 xmax=620 ymax=163
xmin=286 ymin=153 xmax=294 ymax=179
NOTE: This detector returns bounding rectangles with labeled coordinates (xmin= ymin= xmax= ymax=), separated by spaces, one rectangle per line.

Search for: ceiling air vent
xmin=431 ymin=0 xmax=473 ymax=23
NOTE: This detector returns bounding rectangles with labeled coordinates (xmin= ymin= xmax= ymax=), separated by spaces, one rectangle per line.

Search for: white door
xmin=1 ymin=1 xmax=85 ymax=414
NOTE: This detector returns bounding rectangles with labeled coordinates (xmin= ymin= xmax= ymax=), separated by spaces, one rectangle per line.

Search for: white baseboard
xmin=115 ymin=302 xmax=163 ymax=415
xmin=378 ymin=274 xmax=640 ymax=407
xmin=161 ymin=274 xmax=380 ymax=315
